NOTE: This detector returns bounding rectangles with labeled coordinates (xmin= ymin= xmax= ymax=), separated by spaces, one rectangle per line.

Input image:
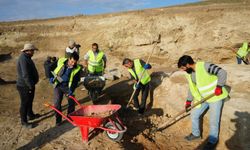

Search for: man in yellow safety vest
xmin=122 ymin=58 xmax=151 ymax=114
xmin=235 ymin=42 xmax=250 ymax=65
xmin=83 ymin=43 xmax=106 ymax=76
xmin=50 ymin=52 xmax=81 ymax=126
xmin=177 ymin=55 xmax=228 ymax=150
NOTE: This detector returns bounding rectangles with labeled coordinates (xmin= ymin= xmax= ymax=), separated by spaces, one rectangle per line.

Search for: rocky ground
xmin=0 ymin=0 xmax=250 ymax=149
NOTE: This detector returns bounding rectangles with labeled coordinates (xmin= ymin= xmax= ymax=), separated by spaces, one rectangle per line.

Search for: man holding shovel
xmin=235 ymin=42 xmax=250 ymax=65
xmin=122 ymin=58 xmax=151 ymax=115
xmin=177 ymin=55 xmax=228 ymax=150
xmin=50 ymin=52 xmax=81 ymax=126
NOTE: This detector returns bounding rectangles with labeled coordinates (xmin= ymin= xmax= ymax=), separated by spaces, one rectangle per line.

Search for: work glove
xmin=143 ymin=64 xmax=151 ymax=70
xmin=49 ymin=77 xmax=54 ymax=84
xmin=214 ymin=85 xmax=222 ymax=96
xmin=185 ymin=100 xmax=192 ymax=112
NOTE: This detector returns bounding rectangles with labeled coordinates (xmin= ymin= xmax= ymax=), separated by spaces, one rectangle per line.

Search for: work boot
xmin=28 ymin=113 xmax=41 ymax=120
xmin=55 ymin=121 xmax=62 ymax=127
xmin=138 ymin=108 xmax=145 ymax=114
xmin=203 ymin=142 xmax=217 ymax=150
xmin=21 ymin=122 xmax=34 ymax=129
xmin=184 ymin=133 xmax=201 ymax=141
xmin=55 ymin=117 xmax=62 ymax=127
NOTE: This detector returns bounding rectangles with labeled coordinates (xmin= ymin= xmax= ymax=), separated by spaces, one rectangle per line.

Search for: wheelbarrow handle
xmin=44 ymin=102 xmax=76 ymax=126
xmin=68 ymin=96 xmax=82 ymax=108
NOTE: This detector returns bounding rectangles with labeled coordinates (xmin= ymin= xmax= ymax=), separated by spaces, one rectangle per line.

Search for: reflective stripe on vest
xmin=237 ymin=42 xmax=249 ymax=58
xmin=186 ymin=62 xmax=228 ymax=108
xmin=87 ymin=50 xmax=104 ymax=73
xmin=128 ymin=59 xmax=151 ymax=85
xmin=53 ymin=57 xmax=81 ymax=88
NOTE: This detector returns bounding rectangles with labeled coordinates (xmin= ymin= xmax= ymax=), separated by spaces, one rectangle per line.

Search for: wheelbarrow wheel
xmin=104 ymin=121 xmax=124 ymax=142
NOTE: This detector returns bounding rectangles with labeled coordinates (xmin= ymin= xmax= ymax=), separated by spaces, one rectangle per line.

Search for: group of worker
xmin=16 ymin=41 xmax=250 ymax=150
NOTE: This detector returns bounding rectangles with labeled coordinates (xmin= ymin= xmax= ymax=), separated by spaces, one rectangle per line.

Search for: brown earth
xmin=0 ymin=0 xmax=250 ymax=150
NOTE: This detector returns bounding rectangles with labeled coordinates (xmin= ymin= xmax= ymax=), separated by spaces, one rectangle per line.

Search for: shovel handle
xmin=156 ymin=94 xmax=215 ymax=132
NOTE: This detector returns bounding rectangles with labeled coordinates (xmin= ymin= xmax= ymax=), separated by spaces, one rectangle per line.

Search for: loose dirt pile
xmin=0 ymin=0 xmax=250 ymax=150
xmin=88 ymin=110 xmax=115 ymax=118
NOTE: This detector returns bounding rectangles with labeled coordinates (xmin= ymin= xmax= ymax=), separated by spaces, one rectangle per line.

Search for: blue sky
xmin=0 ymin=0 xmax=199 ymax=22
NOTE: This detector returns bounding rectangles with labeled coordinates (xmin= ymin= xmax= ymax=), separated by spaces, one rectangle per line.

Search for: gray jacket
xmin=16 ymin=52 xmax=39 ymax=89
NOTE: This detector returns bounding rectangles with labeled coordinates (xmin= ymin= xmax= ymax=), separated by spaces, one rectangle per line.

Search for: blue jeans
xmin=191 ymin=100 xmax=224 ymax=144
xmin=236 ymin=56 xmax=242 ymax=64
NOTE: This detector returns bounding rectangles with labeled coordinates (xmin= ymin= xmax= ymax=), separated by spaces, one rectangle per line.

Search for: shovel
xmin=153 ymin=94 xmax=215 ymax=132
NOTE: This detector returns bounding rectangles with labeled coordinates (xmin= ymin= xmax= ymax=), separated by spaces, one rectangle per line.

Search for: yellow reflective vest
xmin=237 ymin=42 xmax=250 ymax=58
xmin=87 ymin=50 xmax=104 ymax=73
xmin=53 ymin=57 xmax=81 ymax=88
xmin=185 ymin=62 xmax=228 ymax=108
xmin=128 ymin=59 xmax=151 ymax=88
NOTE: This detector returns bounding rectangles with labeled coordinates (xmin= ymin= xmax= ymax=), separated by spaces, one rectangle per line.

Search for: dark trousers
xmin=236 ymin=56 xmax=242 ymax=64
xmin=54 ymin=85 xmax=75 ymax=123
xmin=17 ymin=86 xmax=35 ymax=123
xmin=133 ymin=83 xmax=150 ymax=110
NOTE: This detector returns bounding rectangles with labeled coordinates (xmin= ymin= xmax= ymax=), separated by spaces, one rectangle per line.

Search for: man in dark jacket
xmin=50 ymin=52 xmax=81 ymax=126
xmin=16 ymin=43 xmax=40 ymax=128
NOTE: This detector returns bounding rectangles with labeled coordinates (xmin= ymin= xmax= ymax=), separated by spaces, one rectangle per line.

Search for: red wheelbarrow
xmin=44 ymin=96 xmax=127 ymax=142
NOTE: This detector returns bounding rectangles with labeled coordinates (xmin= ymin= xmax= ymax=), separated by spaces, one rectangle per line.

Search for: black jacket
xmin=44 ymin=60 xmax=51 ymax=78
xmin=43 ymin=59 xmax=57 ymax=78
xmin=16 ymin=52 xmax=39 ymax=89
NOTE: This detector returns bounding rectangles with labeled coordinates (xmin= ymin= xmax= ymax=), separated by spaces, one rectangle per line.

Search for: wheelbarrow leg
xmin=80 ymin=126 xmax=89 ymax=142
